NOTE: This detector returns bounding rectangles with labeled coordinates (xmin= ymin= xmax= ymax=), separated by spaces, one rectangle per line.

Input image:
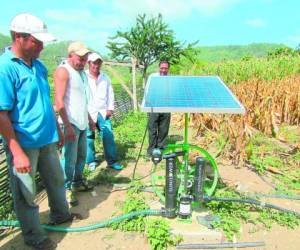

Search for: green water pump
xmin=151 ymin=113 xmax=219 ymax=219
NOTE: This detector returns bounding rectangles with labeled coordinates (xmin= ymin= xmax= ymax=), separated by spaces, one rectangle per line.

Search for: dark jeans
xmin=147 ymin=113 xmax=171 ymax=155
xmin=5 ymin=143 xmax=70 ymax=245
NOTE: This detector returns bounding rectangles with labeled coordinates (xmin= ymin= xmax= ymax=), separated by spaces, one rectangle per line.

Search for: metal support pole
xmin=183 ymin=113 xmax=189 ymax=193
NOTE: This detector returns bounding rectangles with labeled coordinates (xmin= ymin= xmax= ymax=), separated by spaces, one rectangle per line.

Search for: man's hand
xmin=65 ymin=124 xmax=76 ymax=141
xmin=57 ymin=125 xmax=65 ymax=148
xmin=13 ymin=151 xmax=32 ymax=173
xmin=88 ymin=114 xmax=96 ymax=131
xmin=89 ymin=120 xmax=96 ymax=131
xmin=106 ymin=110 xmax=113 ymax=119
xmin=0 ymin=110 xmax=32 ymax=173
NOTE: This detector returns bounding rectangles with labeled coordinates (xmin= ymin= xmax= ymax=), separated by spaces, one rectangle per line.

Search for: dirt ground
xmin=0 ymin=147 xmax=299 ymax=249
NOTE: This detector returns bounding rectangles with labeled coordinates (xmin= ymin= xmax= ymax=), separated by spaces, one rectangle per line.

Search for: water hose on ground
xmin=0 ymin=209 xmax=163 ymax=232
xmin=203 ymin=196 xmax=300 ymax=218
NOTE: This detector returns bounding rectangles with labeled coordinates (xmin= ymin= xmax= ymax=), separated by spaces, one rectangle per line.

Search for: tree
xmin=107 ymin=14 xmax=197 ymax=87
xmin=267 ymin=47 xmax=298 ymax=58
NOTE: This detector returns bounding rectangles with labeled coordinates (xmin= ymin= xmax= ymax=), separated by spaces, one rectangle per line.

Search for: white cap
xmin=10 ymin=13 xmax=55 ymax=43
xmin=68 ymin=42 xmax=90 ymax=56
xmin=88 ymin=52 xmax=103 ymax=62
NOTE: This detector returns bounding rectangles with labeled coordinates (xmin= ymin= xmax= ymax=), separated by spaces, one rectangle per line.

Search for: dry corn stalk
xmin=172 ymin=75 xmax=300 ymax=166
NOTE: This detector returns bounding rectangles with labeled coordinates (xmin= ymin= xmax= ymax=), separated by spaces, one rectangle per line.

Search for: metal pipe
xmin=177 ymin=241 xmax=266 ymax=249
xmin=183 ymin=113 xmax=189 ymax=193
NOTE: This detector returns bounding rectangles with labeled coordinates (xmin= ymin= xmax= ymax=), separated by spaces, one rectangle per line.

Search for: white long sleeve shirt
xmin=85 ymin=70 xmax=115 ymax=123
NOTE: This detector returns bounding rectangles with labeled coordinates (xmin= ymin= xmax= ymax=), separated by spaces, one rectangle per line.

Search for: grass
xmin=113 ymin=112 xmax=148 ymax=163
xmin=278 ymin=125 xmax=300 ymax=144
xmin=247 ymin=132 xmax=291 ymax=174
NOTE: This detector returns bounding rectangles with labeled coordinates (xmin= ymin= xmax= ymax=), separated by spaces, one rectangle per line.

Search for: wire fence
xmin=113 ymin=89 xmax=134 ymax=120
xmin=0 ymin=139 xmax=11 ymax=206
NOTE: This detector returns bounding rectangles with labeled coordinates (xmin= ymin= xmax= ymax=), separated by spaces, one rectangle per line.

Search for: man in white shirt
xmin=85 ymin=52 xmax=122 ymax=171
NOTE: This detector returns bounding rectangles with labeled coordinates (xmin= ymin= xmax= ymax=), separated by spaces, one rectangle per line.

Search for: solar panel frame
xmin=141 ymin=75 xmax=245 ymax=114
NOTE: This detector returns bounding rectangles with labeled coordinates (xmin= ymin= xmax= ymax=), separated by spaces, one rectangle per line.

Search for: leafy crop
xmin=146 ymin=218 xmax=182 ymax=250
xmin=111 ymin=181 xmax=182 ymax=249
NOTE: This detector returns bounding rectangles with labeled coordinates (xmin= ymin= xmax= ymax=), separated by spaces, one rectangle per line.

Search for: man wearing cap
xmin=54 ymin=41 xmax=95 ymax=207
xmin=0 ymin=13 xmax=78 ymax=250
xmin=85 ymin=52 xmax=122 ymax=171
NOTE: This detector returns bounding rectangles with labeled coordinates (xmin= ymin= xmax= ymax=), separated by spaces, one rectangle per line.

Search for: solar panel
xmin=141 ymin=76 xmax=245 ymax=114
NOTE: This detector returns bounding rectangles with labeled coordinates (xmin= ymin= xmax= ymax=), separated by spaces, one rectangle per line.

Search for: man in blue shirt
xmin=0 ymin=13 xmax=79 ymax=250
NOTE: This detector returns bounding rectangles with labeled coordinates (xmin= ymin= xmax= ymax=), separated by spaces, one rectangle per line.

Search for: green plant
xmin=146 ymin=218 xmax=182 ymax=250
xmin=111 ymin=181 xmax=149 ymax=232
xmin=0 ymin=200 xmax=16 ymax=221
xmin=204 ymin=185 xmax=300 ymax=241
xmin=257 ymin=209 xmax=299 ymax=230
xmin=205 ymin=189 xmax=251 ymax=240
xmin=111 ymin=181 xmax=182 ymax=249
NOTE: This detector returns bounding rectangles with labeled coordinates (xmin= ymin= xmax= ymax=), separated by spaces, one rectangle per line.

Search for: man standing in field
xmin=0 ymin=13 xmax=79 ymax=250
xmin=85 ymin=52 xmax=122 ymax=171
xmin=147 ymin=60 xmax=171 ymax=156
xmin=54 ymin=42 xmax=95 ymax=206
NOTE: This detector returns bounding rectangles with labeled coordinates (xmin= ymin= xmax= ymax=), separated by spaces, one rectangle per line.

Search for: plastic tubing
xmin=0 ymin=209 xmax=163 ymax=232
xmin=177 ymin=241 xmax=266 ymax=249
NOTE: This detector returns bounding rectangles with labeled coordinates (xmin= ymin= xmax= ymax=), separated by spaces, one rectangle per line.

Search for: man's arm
xmin=0 ymin=111 xmax=31 ymax=173
xmin=54 ymin=67 xmax=76 ymax=141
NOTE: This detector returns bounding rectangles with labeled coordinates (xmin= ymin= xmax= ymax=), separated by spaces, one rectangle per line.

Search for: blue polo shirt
xmin=0 ymin=48 xmax=58 ymax=148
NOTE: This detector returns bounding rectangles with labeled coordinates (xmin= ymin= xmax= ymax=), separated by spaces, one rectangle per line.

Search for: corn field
xmin=173 ymin=56 xmax=300 ymax=166
xmin=173 ymin=55 xmax=300 ymax=84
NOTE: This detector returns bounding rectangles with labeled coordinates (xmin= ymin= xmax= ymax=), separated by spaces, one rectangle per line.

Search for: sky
xmin=1 ymin=0 xmax=300 ymax=55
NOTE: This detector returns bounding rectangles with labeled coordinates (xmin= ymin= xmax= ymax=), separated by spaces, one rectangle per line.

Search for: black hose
xmin=203 ymin=196 xmax=300 ymax=218
xmin=177 ymin=241 xmax=265 ymax=249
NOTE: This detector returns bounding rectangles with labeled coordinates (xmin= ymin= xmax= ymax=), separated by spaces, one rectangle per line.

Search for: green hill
xmin=0 ymin=33 xmax=11 ymax=52
xmin=198 ymin=43 xmax=288 ymax=62
xmin=40 ymin=41 xmax=70 ymax=73
xmin=0 ymin=32 xmax=290 ymax=65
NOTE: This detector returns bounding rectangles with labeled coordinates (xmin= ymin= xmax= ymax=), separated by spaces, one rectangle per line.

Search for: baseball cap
xmin=10 ymin=13 xmax=55 ymax=42
xmin=68 ymin=42 xmax=90 ymax=56
xmin=88 ymin=52 xmax=103 ymax=62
